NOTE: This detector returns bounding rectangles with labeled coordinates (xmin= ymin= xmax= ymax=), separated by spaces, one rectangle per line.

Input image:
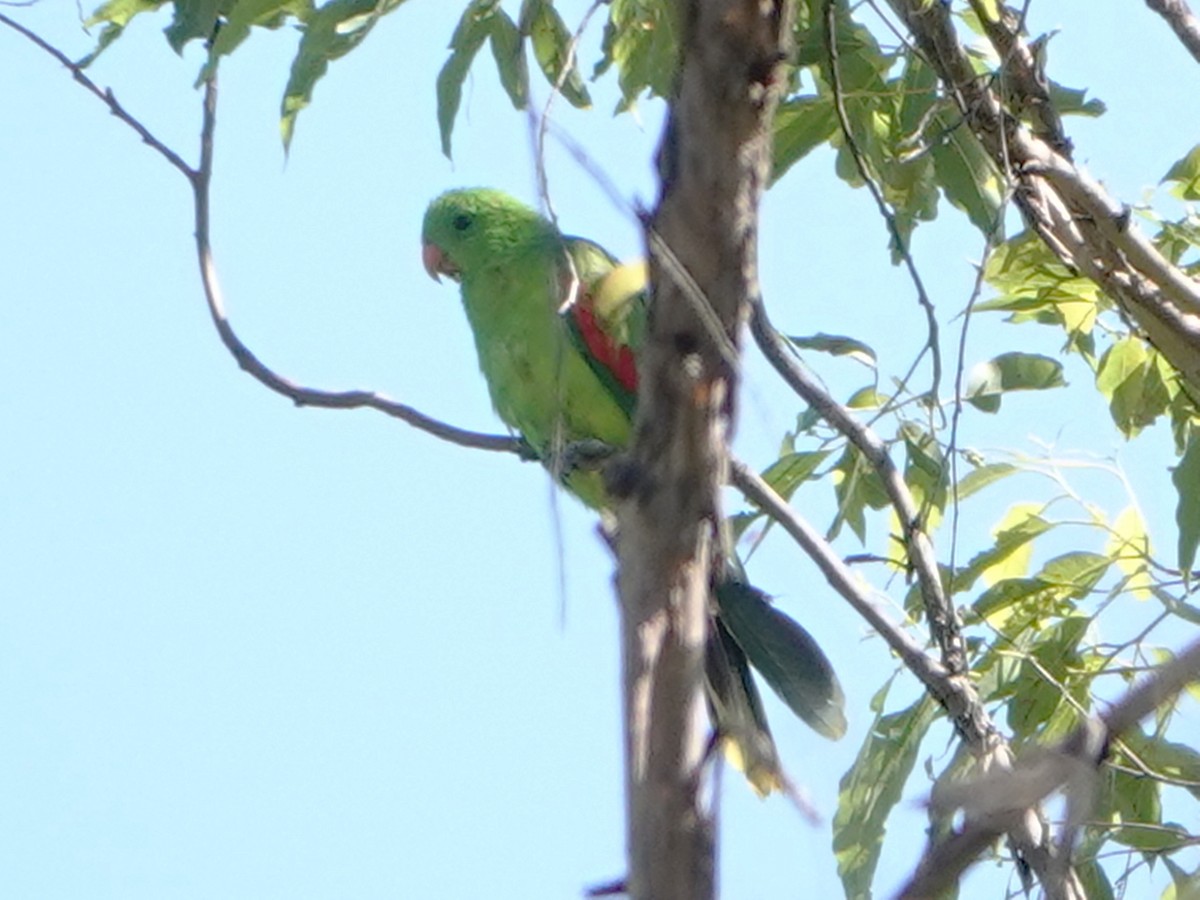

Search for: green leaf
xmin=831 ymin=444 xmax=890 ymax=543
xmin=1123 ymin=727 xmax=1200 ymax=803
xmin=833 ymin=692 xmax=938 ymax=899
xmin=965 ymin=351 xmax=1066 ymax=411
xmin=1007 ymin=615 xmax=1089 ymax=735
xmin=955 ymin=462 xmax=1019 ymax=501
xmin=786 ymin=332 xmax=877 ymax=367
xmin=432 ymin=0 xmax=498 ymax=158
xmin=902 ymin=423 xmax=947 ymax=531
xmin=205 ymin=0 xmax=312 ymax=82
xmin=1034 ymin=552 xmax=1110 ymax=599
xmin=80 ymin=0 xmax=169 ymax=66
xmin=488 ymin=9 xmax=529 ymax=110
xmin=521 ymin=0 xmax=590 ymax=107
xmin=761 ymin=451 xmax=832 ymax=501
xmin=846 ymin=387 xmax=888 ymax=409
xmin=1047 ymin=80 xmax=1106 ymax=118
xmin=771 ymin=96 xmax=838 ymax=184
xmin=972 ymin=577 xmax=1053 ymax=620
xmin=1095 ymin=337 xmax=1172 ymax=437
xmin=929 ymin=108 xmax=1003 ymax=236
xmin=1164 ymin=143 xmax=1200 ymax=201
xmin=715 ymin=582 xmax=846 ymax=740
xmin=282 ymin=0 xmax=409 ymax=150
xmin=952 ymin=509 xmax=1054 ymax=594
xmin=594 ymin=0 xmax=677 ymax=111
xmin=1173 ymin=428 xmax=1200 ymax=578
xmin=163 ymin=0 xmax=223 ymax=54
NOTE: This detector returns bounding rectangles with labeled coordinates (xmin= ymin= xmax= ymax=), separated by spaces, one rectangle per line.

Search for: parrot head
xmin=421 ymin=188 xmax=552 ymax=285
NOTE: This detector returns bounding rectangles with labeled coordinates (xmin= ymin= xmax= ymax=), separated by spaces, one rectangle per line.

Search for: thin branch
xmin=0 ymin=11 xmax=195 ymax=179
xmin=0 ymin=12 xmax=528 ymax=460
xmin=823 ymin=0 xmax=942 ymax=402
xmin=730 ymin=458 xmax=950 ymax=690
xmin=1145 ymin=0 xmax=1200 ymax=66
xmin=188 ymin=79 xmax=530 ymax=455
xmin=896 ymin=636 xmax=1200 ymax=900
xmin=747 ymin=297 xmax=967 ymax=676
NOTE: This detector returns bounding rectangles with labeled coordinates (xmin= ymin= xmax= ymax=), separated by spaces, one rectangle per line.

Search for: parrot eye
xmin=452 ymin=213 xmax=473 ymax=232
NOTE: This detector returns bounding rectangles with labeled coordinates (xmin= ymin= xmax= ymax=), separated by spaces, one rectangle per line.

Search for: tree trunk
xmin=615 ymin=2 xmax=794 ymax=898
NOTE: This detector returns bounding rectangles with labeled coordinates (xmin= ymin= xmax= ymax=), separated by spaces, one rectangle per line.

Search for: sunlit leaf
xmin=965 ymin=352 xmax=1066 ymax=411
xmin=1096 ymin=337 xmax=1172 ymax=437
xmin=1107 ymin=505 xmax=1152 ymax=600
xmin=786 ymin=332 xmax=877 ymax=367
xmin=953 ymin=504 xmax=1051 ymax=593
xmin=1035 ymin=552 xmax=1110 ymax=599
xmin=761 ymin=451 xmax=832 ymax=501
xmin=1164 ymin=143 xmax=1200 ymax=201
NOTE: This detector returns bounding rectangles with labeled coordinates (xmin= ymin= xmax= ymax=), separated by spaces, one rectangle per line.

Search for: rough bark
xmin=613 ymin=2 xmax=793 ymax=898
xmin=890 ymin=0 xmax=1200 ymax=400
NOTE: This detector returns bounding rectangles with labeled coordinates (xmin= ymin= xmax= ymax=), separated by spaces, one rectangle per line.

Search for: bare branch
xmin=823 ymin=0 xmax=942 ymax=400
xmin=0 ymin=13 xmax=527 ymax=459
xmin=1145 ymin=0 xmax=1200 ymax=66
xmin=0 ymin=11 xmax=195 ymax=179
xmin=896 ymin=636 xmax=1200 ymax=900
xmin=188 ymin=79 xmax=528 ymax=456
xmin=888 ymin=0 xmax=1200 ymax=396
xmin=747 ymin=298 xmax=968 ymax=675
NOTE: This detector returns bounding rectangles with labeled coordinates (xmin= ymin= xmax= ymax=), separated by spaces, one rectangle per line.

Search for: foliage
xmin=66 ymin=0 xmax=1200 ymax=897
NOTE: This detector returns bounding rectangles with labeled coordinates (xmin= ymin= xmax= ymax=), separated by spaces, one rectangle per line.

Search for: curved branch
xmin=0 ymin=13 xmax=528 ymax=460
xmin=748 ymin=298 xmax=967 ymax=674
xmin=730 ymin=458 xmax=948 ymax=688
xmin=189 ymin=79 xmax=528 ymax=457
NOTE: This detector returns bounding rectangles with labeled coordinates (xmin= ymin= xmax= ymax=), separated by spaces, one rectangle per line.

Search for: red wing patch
xmin=571 ymin=303 xmax=639 ymax=393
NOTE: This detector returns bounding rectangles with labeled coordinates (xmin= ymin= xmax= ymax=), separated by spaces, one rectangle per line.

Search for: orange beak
xmin=422 ymin=242 xmax=460 ymax=282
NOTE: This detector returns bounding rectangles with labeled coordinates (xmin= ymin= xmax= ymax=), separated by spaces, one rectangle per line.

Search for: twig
xmin=747 ymin=297 xmax=966 ymax=675
xmin=0 ymin=12 xmax=529 ymax=459
xmin=823 ymin=0 xmax=942 ymax=403
xmin=895 ymin=636 xmax=1200 ymax=900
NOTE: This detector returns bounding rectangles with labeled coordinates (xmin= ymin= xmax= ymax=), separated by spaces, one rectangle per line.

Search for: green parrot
xmin=421 ymin=188 xmax=845 ymax=794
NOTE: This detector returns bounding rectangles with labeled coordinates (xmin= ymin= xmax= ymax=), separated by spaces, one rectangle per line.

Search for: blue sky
xmin=2 ymin=2 xmax=1197 ymax=898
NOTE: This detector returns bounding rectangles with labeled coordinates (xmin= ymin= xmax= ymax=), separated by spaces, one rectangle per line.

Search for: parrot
xmin=421 ymin=187 xmax=845 ymax=795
